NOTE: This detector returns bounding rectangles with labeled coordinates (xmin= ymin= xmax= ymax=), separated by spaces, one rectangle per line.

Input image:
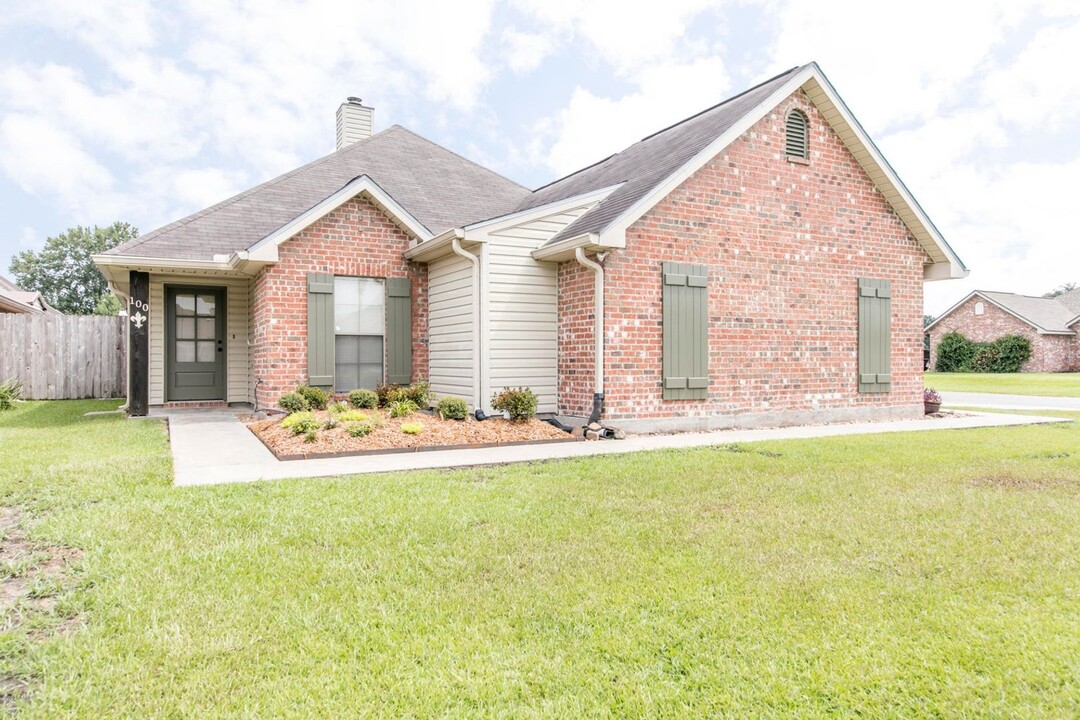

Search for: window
xmin=333 ymin=277 xmax=384 ymax=392
xmin=975 ymin=301 xmax=985 ymax=315
xmin=785 ymin=109 xmax=809 ymax=160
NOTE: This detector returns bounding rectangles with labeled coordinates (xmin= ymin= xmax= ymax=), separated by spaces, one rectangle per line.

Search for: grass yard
xmin=926 ymin=371 xmax=1080 ymax=396
xmin=1 ymin=401 xmax=1079 ymax=717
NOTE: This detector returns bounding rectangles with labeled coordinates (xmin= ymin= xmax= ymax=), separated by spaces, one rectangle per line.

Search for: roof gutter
xmin=0 ymin=293 xmax=44 ymax=315
xmin=532 ymin=232 xmax=612 ymax=262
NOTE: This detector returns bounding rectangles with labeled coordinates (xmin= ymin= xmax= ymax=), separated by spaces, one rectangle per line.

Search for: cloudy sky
xmin=1 ymin=0 xmax=1077 ymax=314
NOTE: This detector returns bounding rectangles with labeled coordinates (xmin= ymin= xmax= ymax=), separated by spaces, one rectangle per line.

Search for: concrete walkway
xmin=159 ymin=408 xmax=1068 ymax=487
xmin=942 ymin=391 xmax=1080 ymax=411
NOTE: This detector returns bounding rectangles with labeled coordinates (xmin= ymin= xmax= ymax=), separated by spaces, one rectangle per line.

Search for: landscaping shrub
xmin=296 ymin=384 xmax=329 ymax=410
xmin=281 ymin=412 xmax=319 ymax=436
xmin=398 ymin=380 xmax=432 ymax=408
xmin=376 ymin=383 xmax=402 ymax=407
xmin=277 ymin=391 xmax=309 ymax=414
xmin=935 ymin=332 xmax=1031 ymax=373
xmin=388 ymin=399 xmax=418 ymax=418
xmin=347 ymin=388 xmax=378 ymax=409
xmin=400 ymin=422 xmax=424 ymax=435
xmin=303 ymin=428 xmax=318 ymax=443
xmin=437 ymin=396 xmax=469 ymax=421
xmin=0 ymin=378 xmax=23 ymax=411
xmin=335 ymin=409 xmax=370 ymax=422
xmin=323 ymin=417 xmax=339 ymax=430
xmin=346 ymin=421 xmax=375 ymax=437
xmin=327 ymin=401 xmax=349 ymax=415
xmin=491 ymin=387 xmax=538 ymax=422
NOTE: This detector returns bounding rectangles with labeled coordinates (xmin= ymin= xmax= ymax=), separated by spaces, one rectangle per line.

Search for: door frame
xmin=165 ymin=284 xmax=228 ymax=402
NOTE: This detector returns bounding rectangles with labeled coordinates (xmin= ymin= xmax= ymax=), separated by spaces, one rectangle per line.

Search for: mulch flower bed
xmin=247 ymin=409 xmax=574 ymax=459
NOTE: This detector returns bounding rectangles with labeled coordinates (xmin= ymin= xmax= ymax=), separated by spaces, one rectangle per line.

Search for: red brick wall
xmin=251 ymin=196 xmax=427 ymax=408
xmin=927 ymin=296 xmax=1079 ymax=372
xmin=558 ymin=90 xmax=929 ymax=423
xmin=557 ymin=261 xmax=599 ymax=417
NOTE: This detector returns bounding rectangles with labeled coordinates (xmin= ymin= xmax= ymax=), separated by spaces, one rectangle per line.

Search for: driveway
xmin=941 ymin=392 xmax=1080 ymax=411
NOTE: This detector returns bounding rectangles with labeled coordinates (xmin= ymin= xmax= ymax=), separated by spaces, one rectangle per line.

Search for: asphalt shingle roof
xmin=520 ymin=65 xmax=806 ymax=245
xmin=980 ymin=291 xmax=1079 ymax=333
xmin=107 ymin=126 xmax=530 ymax=261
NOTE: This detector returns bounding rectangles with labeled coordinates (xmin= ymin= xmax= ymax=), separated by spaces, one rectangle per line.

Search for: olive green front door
xmin=166 ymin=287 xmax=226 ymax=401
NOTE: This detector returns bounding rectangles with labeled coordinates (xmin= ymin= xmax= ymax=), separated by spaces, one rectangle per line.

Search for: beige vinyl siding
xmin=487 ymin=207 xmax=591 ymax=414
xmin=149 ymin=274 xmax=252 ymax=405
xmin=427 ymin=254 xmax=475 ymax=403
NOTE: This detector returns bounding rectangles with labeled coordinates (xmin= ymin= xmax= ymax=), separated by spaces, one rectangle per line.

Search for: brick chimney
xmin=335 ymin=97 xmax=373 ymax=150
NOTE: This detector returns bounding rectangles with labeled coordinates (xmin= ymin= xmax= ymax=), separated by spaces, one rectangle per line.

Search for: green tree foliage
xmin=8 ymin=222 xmax=138 ymax=315
xmin=935 ymin=332 xmax=1031 ymax=373
xmin=93 ymin=292 xmax=123 ymax=316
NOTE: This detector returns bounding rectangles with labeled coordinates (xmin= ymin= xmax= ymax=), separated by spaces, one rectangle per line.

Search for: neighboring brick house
xmin=0 ymin=276 xmax=54 ymax=315
xmin=95 ymin=63 xmax=967 ymax=429
xmin=927 ymin=290 xmax=1080 ymax=373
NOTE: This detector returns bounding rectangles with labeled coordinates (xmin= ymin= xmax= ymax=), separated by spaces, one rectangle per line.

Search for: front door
xmin=166 ymin=287 xmax=226 ymax=401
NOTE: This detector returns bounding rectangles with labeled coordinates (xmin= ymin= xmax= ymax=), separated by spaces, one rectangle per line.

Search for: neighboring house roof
xmin=105 ymin=126 xmax=530 ymax=261
xmin=0 ymin=276 xmax=53 ymax=315
xmin=521 ymin=66 xmax=803 ymax=244
xmin=927 ymin=290 xmax=1079 ymax=335
xmin=1056 ymin=287 xmax=1080 ymax=317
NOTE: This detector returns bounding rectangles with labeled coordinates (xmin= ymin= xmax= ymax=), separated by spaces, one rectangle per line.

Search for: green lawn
xmin=926 ymin=371 xmax=1080 ymax=396
xmin=1 ymin=401 xmax=1079 ymax=718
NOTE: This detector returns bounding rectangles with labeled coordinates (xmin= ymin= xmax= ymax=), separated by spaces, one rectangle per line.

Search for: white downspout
xmin=574 ymin=247 xmax=604 ymax=421
xmin=451 ymin=236 xmax=483 ymax=412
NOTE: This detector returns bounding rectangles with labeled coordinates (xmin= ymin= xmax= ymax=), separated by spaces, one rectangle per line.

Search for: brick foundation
xmin=558 ymin=89 xmax=929 ymax=424
xmin=251 ymin=196 xmax=428 ymax=408
xmin=927 ymin=296 xmax=1079 ymax=372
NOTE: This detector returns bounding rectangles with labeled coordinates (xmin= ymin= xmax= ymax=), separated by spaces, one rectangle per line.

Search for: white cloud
xmin=538 ymin=56 xmax=731 ymax=176
xmin=501 ymin=28 xmax=554 ymax=74
xmin=18 ymin=227 xmax=39 ymax=250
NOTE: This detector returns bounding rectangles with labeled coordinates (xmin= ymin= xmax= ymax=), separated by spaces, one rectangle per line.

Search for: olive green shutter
xmin=385 ymin=277 xmax=412 ymax=385
xmin=858 ymin=277 xmax=892 ymax=393
xmin=662 ymin=262 xmax=709 ymax=400
xmin=307 ymin=273 xmax=335 ymax=388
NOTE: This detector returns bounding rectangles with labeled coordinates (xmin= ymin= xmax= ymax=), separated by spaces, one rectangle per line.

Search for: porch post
xmin=127 ymin=270 xmax=150 ymax=417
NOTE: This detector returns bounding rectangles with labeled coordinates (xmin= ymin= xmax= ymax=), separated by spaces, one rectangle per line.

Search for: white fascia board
xmin=0 ymin=292 xmax=43 ymax=315
xmin=531 ymin=232 xmax=613 ymax=262
xmin=403 ymin=228 xmax=469 ymax=262
xmin=463 ymin=184 xmax=623 ymax=241
xmin=596 ymin=62 xmax=968 ymax=282
xmin=247 ymin=175 xmax=432 ymax=262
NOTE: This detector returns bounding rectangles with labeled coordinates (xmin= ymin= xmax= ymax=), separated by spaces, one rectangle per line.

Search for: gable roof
xmin=0 ymin=276 xmax=52 ymax=315
xmin=525 ymin=63 xmax=966 ymax=280
xmin=521 ymin=66 xmax=803 ymax=241
xmin=105 ymin=126 xmax=530 ymax=261
xmin=1056 ymin=287 xmax=1080 ymax=318
xmin=928 ymin=290 xmax=1079 ymax=335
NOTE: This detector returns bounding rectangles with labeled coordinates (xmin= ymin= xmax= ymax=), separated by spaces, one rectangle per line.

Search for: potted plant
xmin=924 ymin=387 xmax=942 ymax=415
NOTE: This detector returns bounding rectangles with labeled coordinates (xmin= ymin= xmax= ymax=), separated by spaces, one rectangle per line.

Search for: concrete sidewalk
xmin=159 ymin=408 xmax=1069 ymax=487
xmin=942 ymin=391 xmax=1080 ymax=411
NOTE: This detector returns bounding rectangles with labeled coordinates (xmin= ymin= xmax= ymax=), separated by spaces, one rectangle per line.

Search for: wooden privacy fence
xmin=0 ymin=314 xmax=126 ymax=399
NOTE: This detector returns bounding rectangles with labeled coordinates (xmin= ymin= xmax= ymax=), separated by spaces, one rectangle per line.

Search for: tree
xmin=1044 ymin=282 xmax=1078 ymax=298
xmin=8 ymin=222 xmax=138 ymax=315
xmin=923 ymin=314 xmax=936 ymax=329
xmin=93 ymin=292 xmax=123 ymax=316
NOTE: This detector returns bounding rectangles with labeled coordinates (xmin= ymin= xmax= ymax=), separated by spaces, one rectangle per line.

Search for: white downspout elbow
xmin=451 ymin=235 xmax=483 ymax=411
xmin=574 ymin=247 xmax=604 ymax=422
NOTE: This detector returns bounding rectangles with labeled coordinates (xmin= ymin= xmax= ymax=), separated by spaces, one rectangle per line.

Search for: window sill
xmin=785 ymin=154 xmax=810 ymax=166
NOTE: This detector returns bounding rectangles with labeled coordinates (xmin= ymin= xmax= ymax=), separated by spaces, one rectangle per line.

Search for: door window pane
xmin=197 ymin=295 xmax=216 ymax=316
xmin=176 ymin=341 xmax=195 ymax=362
xmin=176 ymin=317 xmax=195 ymax=340
xmin=197 ymin=341 xmax=216 ymax=363
xmin=196 ymin=317 xmax=216 ymax=339
xmin=175 ymin=294 xmax=195 ymax=316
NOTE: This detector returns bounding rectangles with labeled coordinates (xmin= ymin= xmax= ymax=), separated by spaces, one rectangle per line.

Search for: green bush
xmin=376 ymin=383 xmax=402 ymax=407
xmin=296 ymin=384 xmax=329 ymax=410
xmin=323 ymin=417 xmax=339 ymax=430
xmin=437 ymin=396 xmax=469 ymax=421
xmin=398 ymin=380 xmax=432 ymax=408
xmin=327 ymin=401 xmax=349 ymax=415
xmin=303 ymin=428 xmax=318 ymax=443
xmin=400 ymin=421 xmax=424 ymax=435
xmin=491 ymin=387 xmax=538 ymax=422
xmin=935 ymin=332 xmax=1031 ymax=373
xmin=281 ymin=412 xmax=319 ymax=436
xmin=335 ymin=409 xmax=370 ymax=422
xmin=346 ymin=422 xmax=375 ymax=438
xmin=0 ymin=378 xmax=23 ymax=411
xmin=388 ymin=399 xmax=418 ymax=418
xmin=277 ymin=391 xmax=309 ymax=414
xmin=347 ymin=388 xmax=378 ymax=409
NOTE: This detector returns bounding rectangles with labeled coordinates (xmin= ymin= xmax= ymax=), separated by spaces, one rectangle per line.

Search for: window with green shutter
xmin=662 ymin=261 xmax=709 ymax=400
xmin=306 ymin=273 xmax=335 ymax=388
xmin=857 ymin=277 xmax=892 ymax=393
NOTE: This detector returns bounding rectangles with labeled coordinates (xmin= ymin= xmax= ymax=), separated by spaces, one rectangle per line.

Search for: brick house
xmin=95 ymin=63 xmax=967 ymax=429
xmin=927 ymin=290 xmax=1080 ymax=373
